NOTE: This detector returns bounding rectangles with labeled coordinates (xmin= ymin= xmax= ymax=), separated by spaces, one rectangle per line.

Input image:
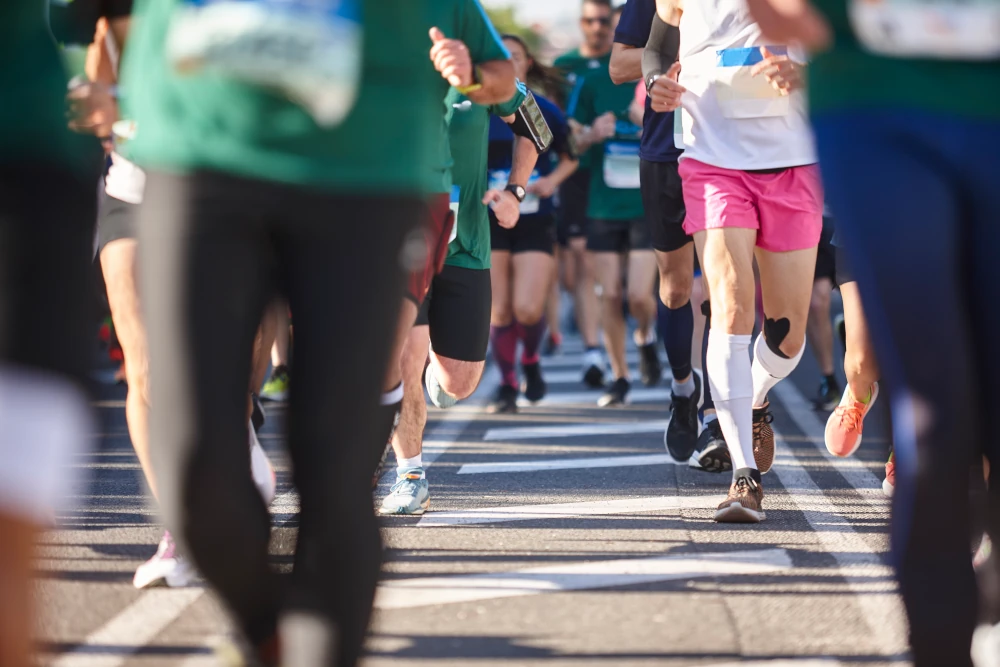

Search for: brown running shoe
xmin=714 ymin=468 xmax=765 ymax=523
xmin=753 ymin=402 xmax=775 ymax=474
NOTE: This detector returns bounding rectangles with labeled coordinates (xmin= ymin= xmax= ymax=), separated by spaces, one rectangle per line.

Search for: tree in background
xmin=486 ymin=5 xmax=543 ymax=53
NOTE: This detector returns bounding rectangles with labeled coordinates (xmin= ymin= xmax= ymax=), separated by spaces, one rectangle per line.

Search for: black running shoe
xmin=541 ymin=333 xmax=561 ymax=357
xmin=815 ymin=376 xmax=841 ymax=411
xmin=521 ymin=362 xmax=547 ymax=403
xmin=665 ymin=371 xmax=702 ymax=462
xmin=487 ymin=384 xmax=519 ymax=414
xmin=581 ymin=349 xmax=605 ymax=389
xmin=250 ymin=393 xmax=265 ymax=434
xmin=638 ymin=342 xmax=662 ymax=387
xmin=690 ymin=418 xmax=731 ymax=473
xmin=598 ymin=377 xmax=630 ymax=407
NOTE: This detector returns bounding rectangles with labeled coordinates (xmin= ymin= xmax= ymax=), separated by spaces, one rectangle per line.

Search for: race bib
xmin=714 ymin=47 xmax=790 ymax=120
xmin=673 ymin=111 xmax=684 ymax=151
xmin=603 ymin=142 xmax=641 ymax=189
xmin=488 ymin=169 xmax=542 ymax=215
xmin=849 ymin=0 xmax=1000 ymax=59
xmin=449 ymin=186 xmax=460 ymax=244
xmin=166 ymin=0 xmax=363 ymax=126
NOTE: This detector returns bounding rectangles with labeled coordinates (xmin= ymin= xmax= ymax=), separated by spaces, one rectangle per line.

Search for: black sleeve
xmin=641 ymin=15 xmax=680 ymax=82
xmin=50 ymin=0 xmax=131 ymax=46
xmin=103 ymin=0 xmax=133 ymax=20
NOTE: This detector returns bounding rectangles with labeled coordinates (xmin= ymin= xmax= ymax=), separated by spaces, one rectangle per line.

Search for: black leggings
xmin=139 ymin=170 xmax=422 ymax=666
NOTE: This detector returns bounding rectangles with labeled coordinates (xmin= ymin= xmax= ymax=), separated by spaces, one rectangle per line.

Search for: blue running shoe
xmin=379 ymin=467 xmax=430 ymax=515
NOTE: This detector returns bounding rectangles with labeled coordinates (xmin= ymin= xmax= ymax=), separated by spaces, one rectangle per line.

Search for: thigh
xmin=512 ymin=252 xmax=555 ymax=312
xmin=490 ymin=251 xmax=513 ymax=325
xmin=587 ymin=218 xmax=628 ymax=254
xmin=693 ymin=227 xmax=757 ymax=334
xmin=407 ymin=192 xmax=453 ymax=306
xmin=592 ymin=251 xmax=624 ymax=294
xmin=755 ymin=245 xmax=819 ymax=350
xmin=642 ymin=160 xmax=690 ymax=253
xmin=427 ymin=265 xmax=493 ymax=362
xmin=626 ymin=249 xmax=658 ymax=297
xmin=100 ymin=238 xmax=146 ymax=374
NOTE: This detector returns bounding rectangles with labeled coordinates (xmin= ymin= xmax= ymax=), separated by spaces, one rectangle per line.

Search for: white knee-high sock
xmin=751 ymin=334 xmax=805 ymax=407
xmin=706 ymin=331 xmax=755 ymax=473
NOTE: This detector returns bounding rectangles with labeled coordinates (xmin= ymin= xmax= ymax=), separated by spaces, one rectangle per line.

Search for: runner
xmin=123 ymin=1 xmax=445 ymax=663
xmin=612 ymin=0 xmax=706 ymax=463
xmin=747 ymin=0 xmax=999 ymax=656
xmin=487 ymin=35 xmax=579 ymax=414
xmin=380 ymin=80 xmax=549 ymax=514
xmin=654 ymin=0 xmax=822 ymax=522
xmin=0 ymin=2 xmax=103 ymax=664
xmin=806 ymin=214 xmax=842 ymax=410
xmin=555 ymin=0 xmax=614 ymax=389
xmin=573 ymin=5 xmax=660 ymax=408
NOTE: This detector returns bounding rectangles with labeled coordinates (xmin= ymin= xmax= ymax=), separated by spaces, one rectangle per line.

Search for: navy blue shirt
xmin=614 ymin=0 xmax=682 ymax=163
xmin=487 ymin=91 xmax=571 ymax=218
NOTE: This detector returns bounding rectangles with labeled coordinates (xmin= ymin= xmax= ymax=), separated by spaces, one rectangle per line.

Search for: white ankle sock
xmin=751 ymin=334 xmax=805 ymax=407
xmin=671 ymin=375 xmax=696 ymax=398
xmin=706 ymin=331 xmax=755 ymax=473
xmin=397 ymin=455 xmax=422 ymax=472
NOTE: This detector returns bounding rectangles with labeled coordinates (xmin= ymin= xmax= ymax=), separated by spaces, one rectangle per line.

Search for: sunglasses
xmin=581 ymin=17 xmax=611 ymax=26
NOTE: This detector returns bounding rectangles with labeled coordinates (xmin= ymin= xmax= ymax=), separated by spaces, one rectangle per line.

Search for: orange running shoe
xmin=824 ymin=382 xmax=879 ymax=457
xmin=883 ymin=451 xmax=895 ymax=497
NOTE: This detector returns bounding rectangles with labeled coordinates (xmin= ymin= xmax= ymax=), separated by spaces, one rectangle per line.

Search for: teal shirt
xmin=572 ymin=67 xmax=644 ymax=222
xmin=445 ymin=83 xmax=526 ymax=270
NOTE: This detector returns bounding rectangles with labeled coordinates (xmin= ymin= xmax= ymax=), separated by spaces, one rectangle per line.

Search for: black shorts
xmin=815 ymin=216 xmax=836 ymax=282
xmin=490 ymin=210 xmax=556 ymax=255
xmin=414 ymin=264 xmax=492 ymax=362
xmin=641 ymin=159 xmax=690 ymax=253
xmin=835 ymin=242 xmax=854 ymax=286
xmin=556 ymin=168 xmax=591 ymax=246
xmin=97 ymin=189 xmax=140 ymax=252
xmin=587 ymin=217 xmax=653 ymax=253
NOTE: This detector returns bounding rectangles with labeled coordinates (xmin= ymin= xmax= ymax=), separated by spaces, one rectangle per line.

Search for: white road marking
xmin=539 ymin=353 xmax=643 ymax=369
xmin=535 ymin=368 xmax=639 ymax=384
xmin=521 ymin=387 xmax=670 ymax=407
xmin=484 ymin=420 xmax=670 ymax=441
xmin=458 ymin=453 xmax=678 ymax=475
xmin=417 ymin=494 xmax=717 ymax=526
xmin=50 ymin=589 xmax=204 ymax=667
xmin=374 ymin=548 xmax=791 ymax=610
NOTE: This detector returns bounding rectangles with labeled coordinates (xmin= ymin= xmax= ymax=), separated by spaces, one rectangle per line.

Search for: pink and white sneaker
xmin=824 ymin=383 xmax=879 ymax=457
xmin=133 ymin=531 xmax=197 ymax=589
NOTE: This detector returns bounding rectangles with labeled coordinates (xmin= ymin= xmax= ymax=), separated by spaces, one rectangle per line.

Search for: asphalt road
xmin=36 ymin=295 xmax=907 ymax=667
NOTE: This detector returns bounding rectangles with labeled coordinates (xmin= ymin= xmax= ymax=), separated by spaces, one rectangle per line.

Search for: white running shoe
xmin=133 ymin=531 xmax=198 ymax=589
xmin=249 ymin=421 xmax=277 ymax=506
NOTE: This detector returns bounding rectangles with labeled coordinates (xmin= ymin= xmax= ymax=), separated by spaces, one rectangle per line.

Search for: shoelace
xmin=734 ymin=475 xmax=760 ymax=495
xmin=833 ymin=403 xmax=864 ymax=433
xmin=390 ymin=475 xmax=423 ymax=495
xmin=752 ymin=409 xmax=774 ymax=436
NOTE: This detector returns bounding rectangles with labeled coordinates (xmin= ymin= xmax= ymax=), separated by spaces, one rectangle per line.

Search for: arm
xmin=429 ymin=27 xmax=517 ymax=106
xmin=530 ymin=154 xmax=579 ymax=199
xmin=609 ymin=43 xmax=644 ymax=85
xmin=108 ymin=16 xmax=130 ymax=49
xmin=655 ymin=0 xmax=683 ymax=26
xmin=464 ymin=59 xmax=517 ymax=106
xmin=483 ymin=133 xmax=537 ymax=229
xmin=642 ymin=16 xmax=679 ymax=82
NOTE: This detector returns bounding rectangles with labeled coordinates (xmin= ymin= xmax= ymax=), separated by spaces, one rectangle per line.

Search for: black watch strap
xmin=506 ymin=184 xmax=526 ymax=203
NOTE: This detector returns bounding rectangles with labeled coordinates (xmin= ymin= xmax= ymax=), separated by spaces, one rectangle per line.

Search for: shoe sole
xmin=882 ymin=478 xmax=894 ymax=497
xmin=379 ymin=499 xmax=430 ymax=516
xmin=260 ymin=391 xmax=288 ymax=402
xmin=690 ymin=444 xmax=732 ymax=473
xmin=714 ymin=502 xmax=765 ymax=523
xmin=824 ymin=383 xmax=880 ymax=458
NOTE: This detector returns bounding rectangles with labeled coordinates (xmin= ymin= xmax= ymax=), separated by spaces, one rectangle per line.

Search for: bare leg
xmin=513 ymin=252 xmax=555 ymax=327
xmin=593 ymin=252 xmax=627 ymax=379
xmin=383 ymin=299 xmax=419 ymax=393
xmin=545 ymin=245 xmax=562 ymax=344
xmin=270 ymin=301 xmax=290 ymax=369
xmin=807 ymin=277 xmax=835 ymax=377
xmin=0 ymin=514 xmax=34 ymax=667
xmin=840 ymin=281 xmax=879 ymax=399
xmin=627 ymin=249 xmax=658 ymax=344
xmin=391 ymin=326 xmax=430 ymax=461
xmin=571 ymin=238 xmax=600 ymax=348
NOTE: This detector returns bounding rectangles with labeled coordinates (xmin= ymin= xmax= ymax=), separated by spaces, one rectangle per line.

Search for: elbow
xmin=609 ymin=63 xmax=627 ymax=86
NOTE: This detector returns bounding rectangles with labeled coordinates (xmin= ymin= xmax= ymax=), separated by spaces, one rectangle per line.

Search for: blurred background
xmin=482 ymin=0 xmax=626 ymax=61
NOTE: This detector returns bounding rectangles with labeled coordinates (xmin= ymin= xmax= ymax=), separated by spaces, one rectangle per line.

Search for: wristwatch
xmin=645 ymin=73 xmax=661 ymax=96
xmin=505 ymin=184 xmax=526 ymax=203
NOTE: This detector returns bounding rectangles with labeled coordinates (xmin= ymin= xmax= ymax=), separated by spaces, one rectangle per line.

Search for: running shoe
xmin=542 ymin=332 xmax=562 ymax=357
xmin=582 ymin=348 xmax=606 ymax=389
xmin=487 ymin=384 xmax=519 ymax=414
xmin=251 ymin=393 xmax=265 ymax=434
xmin=824 ymin=383 xmax=879 ymax=457
xmin=665 ymin=370 xmax=703 ymax=463
xmin=714 ymin=468 xmax=765 ymax=523
xmin=379 ymin=467 xmax=430 ymax=515
xmin=521 ymin=362 xmax=547 ymax=403
xmin=815 ymin=376 xmax=841 ymax=411
xmin=259 ymin=367 xmax=289 ymax=402
xmin=689 ymin=418 xmax=731 ymax=473
xmin=752 ymin=403 xmax=775 ymax=474
xmin=834 ymin=313 xmax=846 ymax=352
xmin=250 ymin=422 xmax=277 ymax=506
xmin=425 ymin=362 xmax=458 ymax=409
xmin=883 ymin=451 xmax=895 ymax=497
xmin=598 ymin=377 xmax=630 ymax=407
xmin=638 ymin=341 xmax=662 ymax=387
xmin=133 ymin=531 xmax=197 ymax=589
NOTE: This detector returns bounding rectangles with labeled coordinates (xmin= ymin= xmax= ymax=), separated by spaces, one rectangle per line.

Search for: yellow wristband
xmin=456 ymin=65 xmax=484 ymax=95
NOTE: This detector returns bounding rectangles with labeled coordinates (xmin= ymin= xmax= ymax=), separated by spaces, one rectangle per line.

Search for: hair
xmin=501 ymin=34 xmax=568 ymax=108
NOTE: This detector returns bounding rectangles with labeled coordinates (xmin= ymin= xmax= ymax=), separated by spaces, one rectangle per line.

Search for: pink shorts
xmin=679 ymin=158 xmax=823 ymax=252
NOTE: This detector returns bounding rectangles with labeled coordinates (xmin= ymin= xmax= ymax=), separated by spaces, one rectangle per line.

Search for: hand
xmin=745 ymin=0 xmax=831 ymax=53
xmin=591 ymin=112 xmax=618 ymax=142
xmin=429 ymin=27 xmax=473 ymax=88
xmin=67 ymin=80 xmax=118 ymax=138
xmin=527 ymin=176 xmax=556 ymax=199
xmin=483 ymin=189 xmax=520 ymax=229
xmin=751 ymin=47 xmax=805 ymax=95
xmin=650 ymin=62 xmax=685 ymax=113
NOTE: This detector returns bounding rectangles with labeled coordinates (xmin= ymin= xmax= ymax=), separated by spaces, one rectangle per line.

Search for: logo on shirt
xmin=588 ymin=59 xmax=600 ymax=68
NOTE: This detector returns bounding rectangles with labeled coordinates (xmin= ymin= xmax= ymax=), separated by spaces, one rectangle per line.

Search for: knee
xmin=710 ymin=296 xmax=754 ymax=334
xmin=809 ymin=285 xmax=831 ymax=319
xmin=627 ymin=285 xmax=655 ymax=310
xmin=437 ymin=363 xmax=482 ymax=399
xmin=513 ymin=300 xmax=545 ymax=326
xmin=491 ymin=303 xmax=513 ymax=327
xmin=658 ymin=270 xmax=693 ymax=310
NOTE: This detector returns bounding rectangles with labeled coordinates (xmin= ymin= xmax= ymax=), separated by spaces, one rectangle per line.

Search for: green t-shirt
xmin=426 ymin=0 xmax=512 ymax=194
xmin=555 ymin=49 xmax=611 ymax=170
xmin=444 ymin=83 xmax=526 ymax=270
xmin=809 ymin=0 xmax=1000 ymax=119
xmin=124 ymin=0 xmax=446 ymax=194
xmin=1 ymin=0 xmax=90 ymax=169
xmin=573 ymin=67 xmax=644 ymax=222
